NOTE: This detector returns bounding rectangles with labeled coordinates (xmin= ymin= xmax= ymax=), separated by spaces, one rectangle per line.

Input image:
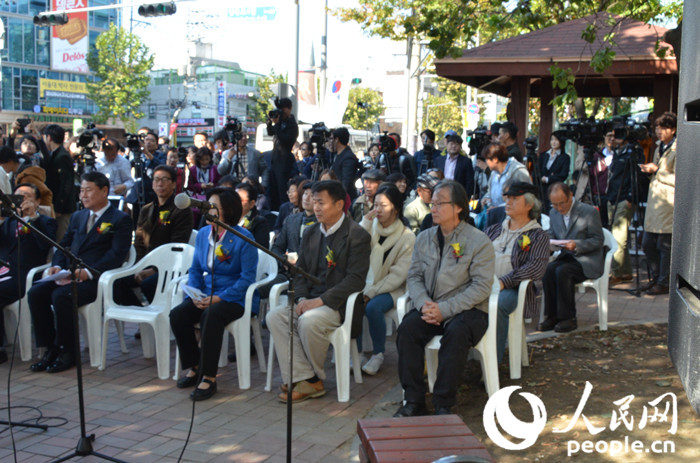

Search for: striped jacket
xmin=485 ymin=223 xmax=550 ymax=318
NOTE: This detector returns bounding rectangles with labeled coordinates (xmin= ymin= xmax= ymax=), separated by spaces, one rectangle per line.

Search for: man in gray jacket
xmin=539 ymin=182 xmax=604 ymax=333
xmin=395 ymin=181 xmax=495 ymax=417
xmin=218 ymin=132 xmax=266 ymax=181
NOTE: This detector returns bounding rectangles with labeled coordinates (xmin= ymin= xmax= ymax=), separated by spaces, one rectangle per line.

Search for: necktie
xmin=87 ymin=213 xmax=96 ymax=233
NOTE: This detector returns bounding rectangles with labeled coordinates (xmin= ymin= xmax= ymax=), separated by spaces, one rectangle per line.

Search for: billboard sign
xmin=51 ymin=0 xmax=89 ymax=73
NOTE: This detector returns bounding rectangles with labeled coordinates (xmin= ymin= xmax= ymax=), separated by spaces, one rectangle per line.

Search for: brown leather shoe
xmin=609 ymin=275 xmax=633 ymax=286
xmin=646 ymin=285 xmax=669 ymax=295
xmin=279 ymin=383 xmax=289 ymax=393
xmin=277 ymin=380 xmax=326 ymax=403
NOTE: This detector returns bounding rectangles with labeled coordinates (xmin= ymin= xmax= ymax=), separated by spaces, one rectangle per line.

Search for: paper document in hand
xmin=550 ymin=239 xmax=569 ymax=247
xmin=37 ymin=269 xmax=72 ymax=284
xmin=182 ymin=284 xmax=206 ymax=301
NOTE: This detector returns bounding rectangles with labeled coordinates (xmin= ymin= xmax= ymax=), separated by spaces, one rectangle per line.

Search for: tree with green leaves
xmin=336 ymin=0 xmax=682 ymax=107
xmin=252 ymin=71 xmax=286 ymax=123
xmin=343 ymin=87 xmax=385 ymax=130
xmin=86 ymin=24 xmax=154 ymax=132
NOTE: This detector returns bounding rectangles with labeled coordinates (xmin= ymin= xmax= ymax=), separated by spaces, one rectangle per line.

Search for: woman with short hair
xmin=485 ymin=182 xmax=549 ymax=363
xmin=170 ymin=188 xmax=258 ymax=401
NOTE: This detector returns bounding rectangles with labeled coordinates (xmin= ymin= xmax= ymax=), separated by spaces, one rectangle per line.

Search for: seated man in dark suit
xmin=539 ymin=182 xmax=604 ymax=333
xmin=0 ymin=183 xmax=57 ymax=364
xmin=28 ymin=172 xmax=132 ymax=373
xmin=266 ymin=180 xmax=370 ymax=403
xmin=116 ymin=165 xmax=194 ymax=308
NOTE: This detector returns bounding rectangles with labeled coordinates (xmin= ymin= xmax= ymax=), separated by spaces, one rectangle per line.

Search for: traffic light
xmin=138 ymin=2 xmax=177 ymax=17
xmin=33 ymin=12 xmax=69 ymax=26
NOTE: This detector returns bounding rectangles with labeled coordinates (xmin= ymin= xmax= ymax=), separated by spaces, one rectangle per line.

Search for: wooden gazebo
xmin=435 ymin=14 xmax=678 ymax=150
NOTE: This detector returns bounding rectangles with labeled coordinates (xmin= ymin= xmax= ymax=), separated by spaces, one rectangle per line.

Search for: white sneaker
xmin=361 ymin=353 xmax=384 ymax=375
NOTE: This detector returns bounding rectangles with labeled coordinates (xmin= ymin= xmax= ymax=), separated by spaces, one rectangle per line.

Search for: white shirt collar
xmin=90 ymin=203 xmax=111 ymax=221
xmin=320 ymin=214 xmax=345 ymax=237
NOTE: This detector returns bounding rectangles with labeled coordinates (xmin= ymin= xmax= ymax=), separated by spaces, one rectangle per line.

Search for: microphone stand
xmin=0 ymin=192 xmax=128 ymax=463
xmin=202 ymin=211 xmax=321 ymax=463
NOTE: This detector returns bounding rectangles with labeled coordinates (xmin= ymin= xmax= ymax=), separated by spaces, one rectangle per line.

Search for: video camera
xmin=77 ymin=123 xmax=104 ymax=149
xmin=124 ymin=132 xmax=143 ymax=153
xmin=377 ymin=132 xmax=397 ymax=154
xmin=268 ymin=97 xmax=284 ymax=120
xmin=309 ymin=122 xmax=330 ymax=148
xmin=467 ymin=126 xmax=491 ymax=158
xmin=560 ymin=118 xmax=612 ymax=147
xmin=611 ymin=115 xmax=650 ymax=142
xmin=224 ymin=116 xmax=244 ymax=144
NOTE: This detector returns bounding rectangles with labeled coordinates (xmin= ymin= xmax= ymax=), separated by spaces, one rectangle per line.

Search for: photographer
xmin=639 ymin=112 xmax=677 ymax=295
xmin=0 ymin=183 xmax=57 ymax=364
xmin=266 ymin=98 xmax=299 ymax=155
xmin=8 ymin=119 xmax=48 ymax=168
xmin=605 ymin=131 xmax=642 ymax=286
xmin=218 ymin=130 xmax=266 ymax=181
xmin=498 ymin=121 xmax=523 ymax=163
xmin=330 ymin=127 xmax=360 ymax=200
xmin=96 ymin=138 xmax=134 ymax=197
xmin=42 ymin=124 xmax=76 ymax=240
xmin=413 ymin=129 xmax=438 ymax=176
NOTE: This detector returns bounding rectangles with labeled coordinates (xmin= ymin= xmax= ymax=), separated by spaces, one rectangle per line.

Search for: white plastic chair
xmin=37 ymin=245 xmax=136 ymax=367
xmin=538 ymin=228 xmax=617 ymax=331
xmin=100 ymin=244 xmax=195 ymax=379
xmin=506 ymin=279 xmax=532 ymax=380
xmin=265 ymin=281 xmax=363 ymax=402
xmin=2 ymin=263 xmax=51 ymax=361
xmin=576 ymin=228 xmax=617 ymax=331
xmin=188 ymin=229 xmax=197 ymax=246
xmin=396 ymin=277 xmax=500 ymax=397
xmin=108 ymin=195 xmax=125 ymax=211
xmin=214 ymin=250 xmax=277 ymax=389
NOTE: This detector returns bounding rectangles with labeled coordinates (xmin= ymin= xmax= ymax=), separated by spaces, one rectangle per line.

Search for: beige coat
xmin=360 ymin=217 xmax=416 ymax=304
xmin=644 ymin=140 xmax=676 ymax=234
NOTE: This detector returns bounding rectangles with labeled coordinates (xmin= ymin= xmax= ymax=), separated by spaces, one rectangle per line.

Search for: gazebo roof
xmin=435 ymin=14 xmax=677 ymax=98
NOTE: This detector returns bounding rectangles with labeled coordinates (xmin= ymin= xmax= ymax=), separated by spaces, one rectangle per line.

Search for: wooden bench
xmin=357 ymin=415 xmax=493 ymax=462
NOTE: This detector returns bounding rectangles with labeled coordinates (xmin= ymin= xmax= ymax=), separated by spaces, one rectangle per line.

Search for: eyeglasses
xmin=430 ymin=201 xmax=453 ymax=209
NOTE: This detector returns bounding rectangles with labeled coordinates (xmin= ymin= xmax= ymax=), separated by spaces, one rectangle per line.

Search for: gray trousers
xmin=266 ymin=303 xmax=341 ymax=384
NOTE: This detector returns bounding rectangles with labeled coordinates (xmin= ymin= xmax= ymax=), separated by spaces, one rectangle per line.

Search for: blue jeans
xmin=496 ymin=288 xmax=519 ymax=363
xmin=359 ymin=293 xmax=394 ymax=354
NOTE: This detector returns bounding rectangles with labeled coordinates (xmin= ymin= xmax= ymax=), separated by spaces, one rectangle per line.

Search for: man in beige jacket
xmin=640 ymin=112 xmax=677 ymax=295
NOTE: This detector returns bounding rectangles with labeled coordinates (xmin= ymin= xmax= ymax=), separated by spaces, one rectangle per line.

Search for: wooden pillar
xmin=538 ymin=77 xmax=554 ymax=153
xmin=652 ymin=75 xmax=673 ymax=122
xmin=510 ymin=76 xmax=530 ymax=153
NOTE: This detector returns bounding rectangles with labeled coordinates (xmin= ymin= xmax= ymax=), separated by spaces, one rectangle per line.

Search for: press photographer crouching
xmin=639 ymin=111 xmax=677 ymax=295
xmin=0 ymin=183 xmax=57 ymax=364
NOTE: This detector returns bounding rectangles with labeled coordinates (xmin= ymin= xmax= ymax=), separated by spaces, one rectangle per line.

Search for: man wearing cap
xmin=351 ymin=169 xmax=386 ymax=222
xmin=539 ymin=182 xmax=604 ymax=333
xmin=404 ymin=174 xmax=438 ymax=234
xmin=434 ymin=134 xmax=474 ymax=199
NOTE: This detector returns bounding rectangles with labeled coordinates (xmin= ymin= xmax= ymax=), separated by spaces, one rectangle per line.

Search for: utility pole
xmin=320 ymin=0 xmax=328 ymax=106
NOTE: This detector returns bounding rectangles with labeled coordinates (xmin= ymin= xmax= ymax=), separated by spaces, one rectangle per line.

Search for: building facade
xmin=0 ymin=0 xmax=119 ymax=131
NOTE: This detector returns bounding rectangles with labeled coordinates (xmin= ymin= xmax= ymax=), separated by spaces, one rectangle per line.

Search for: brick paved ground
xmin=0 ymin=284 xmax=668 ymax=462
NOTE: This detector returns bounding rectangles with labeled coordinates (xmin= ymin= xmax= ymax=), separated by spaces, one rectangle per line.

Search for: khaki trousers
xmin=266 ymin=303 xmax=341 ymax=384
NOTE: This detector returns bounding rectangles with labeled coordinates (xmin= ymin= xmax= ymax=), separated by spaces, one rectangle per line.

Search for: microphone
xmin=174 ymin=192 xmax=214 ymax=211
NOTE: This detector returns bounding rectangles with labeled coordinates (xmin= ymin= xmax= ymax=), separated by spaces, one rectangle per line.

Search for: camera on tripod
xmin=124 ymin=132 xmax=143 ymax=153
xmin=560 ymin=118 xmax=612 ymax=148
xmin=224 ymin=116 xmax=244 ymax=144
xmin=309 ymin=122 xmax=330 ymax=148
xmin=611 ymin=115 xmax=650 ymax=142
xmin=377 ymin=132 xmax=397 ymax=154
xmin=75 ymin=123 xmax=104 ymax=168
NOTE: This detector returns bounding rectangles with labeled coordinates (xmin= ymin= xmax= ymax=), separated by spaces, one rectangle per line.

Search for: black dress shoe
xmin=30 ymin=348 xmax=58 ymax=372
xmin=393 ymin=402 xmax=427 ymax=418
xmin=646 ymin=285 xmax=669 ymax=295
xmin=554 ymin=319 xmax=578 ymax=333
xmin=434 ymin=407 xmax=452 ymax=415
xmin=190 ymin=378 xmax=217 ymax=401
xmin=46 ymin=353 xmax=75 ymax=373
xmin=177 ymin=374 xmax=198 ymax=389
xmin=537 ymin=318 xmax=557 ymax=332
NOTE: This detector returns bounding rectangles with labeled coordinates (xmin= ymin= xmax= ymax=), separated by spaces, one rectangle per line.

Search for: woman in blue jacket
xmin=170 ymin=187 xmax=258 ymax=401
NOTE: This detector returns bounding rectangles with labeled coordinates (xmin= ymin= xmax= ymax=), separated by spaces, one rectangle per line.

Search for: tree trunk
xmin=574 ymin=98 xmax=586 ymax=119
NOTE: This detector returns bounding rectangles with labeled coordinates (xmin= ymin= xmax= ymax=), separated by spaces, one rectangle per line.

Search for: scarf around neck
xmin=366 ymin=217 xmax=404 ymax=288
